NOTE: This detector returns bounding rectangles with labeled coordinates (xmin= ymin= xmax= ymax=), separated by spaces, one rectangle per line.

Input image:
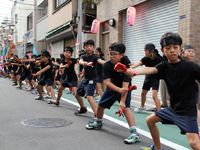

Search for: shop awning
xmin=46 ymin=20 xmax=73 ymax=43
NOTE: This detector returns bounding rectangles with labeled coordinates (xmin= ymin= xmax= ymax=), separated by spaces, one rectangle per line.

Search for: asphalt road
xmin=0 ymin=78 xmax=175 ymax=150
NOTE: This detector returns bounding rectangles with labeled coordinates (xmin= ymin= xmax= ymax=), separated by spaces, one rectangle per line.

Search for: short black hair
xmin=160 ymin=32 xmax=182 ymax=49
xmin=85 ymin=39 xmax=95 ymax=46
xmin=41 ymin=51 xmax=51 ymax=59
xmin=56 ymin=58 xmax=61 ymax=63
xmin=13 ymin=55 xmax=18 ymax=58
xmin=41 ymin=49 xmax=47 ymax=53
xmin=64 ymin=46 xmax=73 ymax=54
xmin=144 ymin=43 xmax=155 ymax=52
xmin=31 ymin=54 xmax=37 ymax=58
xmin=60 ymin=54 xmax=64 ymax=59
xmin=50 ymin=57 xmax=55 ymax=62
xmin=24 ymin=55 xmax=29 ymax=59
xmin=109 ymin=43 xmax=126 ymax=54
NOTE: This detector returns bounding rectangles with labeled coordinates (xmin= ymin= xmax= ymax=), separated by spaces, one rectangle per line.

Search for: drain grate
xmin=21 ymin=118 xmax=72 ymax=128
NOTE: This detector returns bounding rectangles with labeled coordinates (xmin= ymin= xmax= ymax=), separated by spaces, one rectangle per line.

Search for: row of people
xmin=2 ymin=33 xmax=200 ymax=149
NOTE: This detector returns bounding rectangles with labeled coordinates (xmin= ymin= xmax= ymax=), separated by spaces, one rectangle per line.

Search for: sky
xmin=0 ymin=0 xmax=14 ymax=24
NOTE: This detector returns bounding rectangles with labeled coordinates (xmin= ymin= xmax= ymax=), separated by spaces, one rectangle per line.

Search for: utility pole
xmin=23 ymin=35 xmax=26 ymax=56
xmin=78 ymin=0 xmax=83 ymax=50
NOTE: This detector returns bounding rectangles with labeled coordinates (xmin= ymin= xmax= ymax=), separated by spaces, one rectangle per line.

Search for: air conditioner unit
xmin=92 ymin=0 xmax=99 ymax=4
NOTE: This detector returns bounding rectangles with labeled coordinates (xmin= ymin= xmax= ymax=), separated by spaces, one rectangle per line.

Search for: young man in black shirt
xmin=12 ymin=55 xmax=31 ymax=89
xmin=34 ymin=51 xmax=56 ymax=102
xmin=126 ymin=32 xmax=200 ymax=150
xmin=130 ymin=43 xmax=163 ymax=112
xmin=74 ymin=39 xmax=105 ymax=117
xmin=86 ymin=43 xmax=141 ymax=144
xmin=12 ymin=55 xmax=22 ymax=86
xmin=48 ymin=47 xmax=78 ymax=106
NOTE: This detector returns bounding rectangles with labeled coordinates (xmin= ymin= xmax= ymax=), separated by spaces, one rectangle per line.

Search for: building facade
xmin=95 ymin=0 xmax=200 ymax=101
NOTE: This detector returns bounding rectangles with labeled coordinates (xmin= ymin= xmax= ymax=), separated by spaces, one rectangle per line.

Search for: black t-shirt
xmin=155 ymin=60 xmax=200 ymax=117
xmin=141 ymin=56 xmax=163 ymax=82
xmin=8 ymin=65 xmax=12 ymax=71
xmin=13 ymin=61 xmax=22 ymax=72
xmin=61 ymin=58 xmax=77 ymax=82
xmin=103 ymin=57 xmax=131 ymax=91
xmin=97 ymin=57 xmax=105 ymax=77
xmin=30 ymin=62 xmax=39 ymax=73
xmin=22 ymin=62 xmax=30 ymax=75
xmin=81 ymin=53 xmax=100 ymax=80
xmin=41 ymin=61 xmax=53 ymax=79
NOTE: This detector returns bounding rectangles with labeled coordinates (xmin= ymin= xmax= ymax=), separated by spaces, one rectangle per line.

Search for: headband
xmin=182 ymin=45 xmax=194 ymax=52
xmin=109 ymin=47 xmax=122 ymax=54
xmin=161 ymin=39 xmax=182 ymax=49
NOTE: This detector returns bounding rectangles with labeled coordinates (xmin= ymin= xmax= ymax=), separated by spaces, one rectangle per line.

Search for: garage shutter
xmin=51 ymin=40 xmax=64 ymax=58
xmin=123 ymin=0 xmax=179 ymax=100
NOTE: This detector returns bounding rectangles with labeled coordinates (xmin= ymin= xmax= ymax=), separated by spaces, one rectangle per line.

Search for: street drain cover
xmin=21 ymin=118 xmax=72 ymax=128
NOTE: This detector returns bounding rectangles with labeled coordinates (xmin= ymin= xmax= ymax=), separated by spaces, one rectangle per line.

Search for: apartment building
xmin=95 ymin=0 xmax=200 ymax=100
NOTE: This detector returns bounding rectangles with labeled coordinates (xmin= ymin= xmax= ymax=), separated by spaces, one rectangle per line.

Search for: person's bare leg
xmin=146 ymin=113 xmax=162 ymax=150
xmin=87 ymin=96 xmax=97 ymax=116
xmin=36 ymin=85 xmax=43 ymax=97
xmin=141 ymin=90 xmax=148 ymax=107
xmin=124 ymin=108 xmax=136 ymax=126
xmin=96 ymin=83 xmax=103 ymax=97
xmin=48 ymin=86 xmax=55 ymax=99
xmin=96 ymin=105 xmax=105 ymax=119
xmin=152 ymin=90 xmax=161 ymax=111
xmin=75 ymin=94 xmax=85 ymax=108
xmin=186 ymin=133 xmax=200 ymax=150
xmin=56 ymin=86 xmax=65 ymax=102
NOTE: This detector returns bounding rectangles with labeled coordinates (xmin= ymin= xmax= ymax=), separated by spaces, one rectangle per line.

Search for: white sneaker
xmin=15 ymin=85 xmax=20 ymax=88
xmin=43 ymin=95 xmax=51 ymax=98
xmin=134 ymin=106 xmax=146 ymax=113
xmin=26 ymin=87 xmax=32 ymax=91
xmin=26 ymin=85 xmax=29 ymax=89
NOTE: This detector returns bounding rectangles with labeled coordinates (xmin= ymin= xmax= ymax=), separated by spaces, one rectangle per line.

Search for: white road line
xmin=58 ymin=96 xmax=189 ymax=150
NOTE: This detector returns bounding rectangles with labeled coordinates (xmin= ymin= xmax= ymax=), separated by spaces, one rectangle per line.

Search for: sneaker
xmin=15 ymin=85 xmax=20 ymax=88
xmin=140 ymin=144 xmax=163 ymax=150
xmin=93 ymin=93 xmax=99 ymax=97
xmin=85 ymin=121 xmax=103 ymax=130
xmin=26 ymin=87 xmax=32 ymax=91
xmin=134 ymin=106 xmax=146 ymax=113
xmin=35 ymin=96 xmax=44 ymax=100
xmin=67 ymin=90 xmax=72 ymax=94
xmin=74 ymin=107 xmax=87 ymax=115
xmin=95 ymin=99 xmax=100 ymax=103
xmin=43 ymin=95 xmax=51 ymax=99
xmin=32 ymin=89 xmax=38 ymax=94
xmin=48 ymin=99 xmax=59 ymax=106
xmin=12 ymin=83 xmax=17 ymax=86
xmin=124 ymin=134 xmax=141 ymax=144
xmin=26 ymin=85 xmax=29 ymax=89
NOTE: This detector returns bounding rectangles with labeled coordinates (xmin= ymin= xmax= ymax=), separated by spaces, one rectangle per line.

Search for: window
xmin=55 ymin=0 xmax=71 ymax=9
xmin=27 ymin=13 xmax=33 ymax=31
xmin=15 ymin=14 xmax=18 ymax=24
xmin=102 ymin=21 xmax=110 ymax=33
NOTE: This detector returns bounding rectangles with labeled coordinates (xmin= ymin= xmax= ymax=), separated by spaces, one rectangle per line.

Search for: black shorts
xmin=97 ymin=76 xmax=103 ymax=84
xmin=61 ymin=73 xmax=66 ymax=80
xmin=98 ymin=90 xmax=131 ymax=109
xmin=38 ymin=78 xmax=54 ymax=87
xmin=76 ymin=79 xmax=96 ymax=97
xmin=155 ymin=107 xmax=198 ymax=134
xmin=20 ymin=73 xmax=31 ymax=81
xmin=61 ymin=80 xmax=77 ymax=88
xmin=14 ymin=71 xmax=22 ymax=76
xmin=29 ymin=74 xmax=38 ymax=82
xmin=142 ymin=79 xmax=159 ymax=91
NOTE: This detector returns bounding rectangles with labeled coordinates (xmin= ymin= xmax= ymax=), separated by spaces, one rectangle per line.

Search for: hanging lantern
xmin=127 ymin=6 xmax=136 ymax=26
xmin=91 ymin=19 xmax=100 ymax=34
